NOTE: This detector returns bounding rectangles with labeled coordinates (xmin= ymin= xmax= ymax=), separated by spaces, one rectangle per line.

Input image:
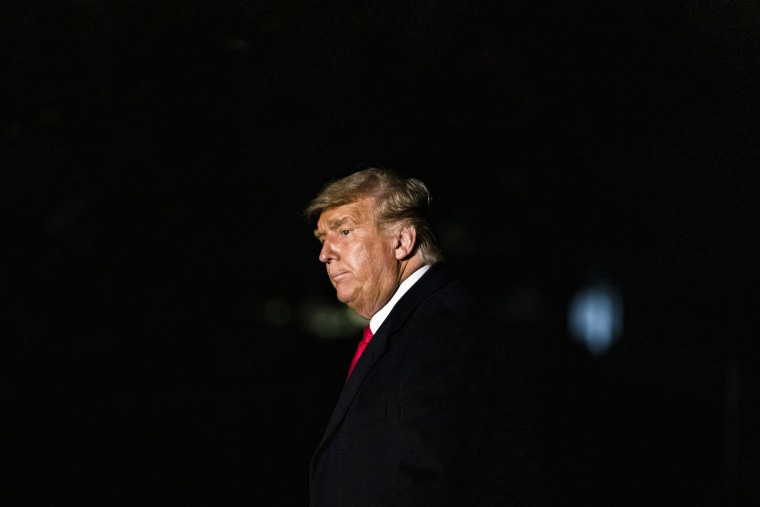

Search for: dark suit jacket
xmin=310 ymin=263 xmax=540 ymax=506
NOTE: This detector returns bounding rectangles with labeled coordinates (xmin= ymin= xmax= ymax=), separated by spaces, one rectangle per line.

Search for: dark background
xmin=2 ymin=1 xmax=757 ymax=505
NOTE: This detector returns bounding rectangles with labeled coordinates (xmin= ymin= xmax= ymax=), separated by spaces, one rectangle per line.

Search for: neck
xmin=398 ymin=254 xmax=427 ymax=285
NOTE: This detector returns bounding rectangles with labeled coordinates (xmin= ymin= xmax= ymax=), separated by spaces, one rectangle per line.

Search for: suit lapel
xmin=322 ymin=327 xmax=388 ymax=434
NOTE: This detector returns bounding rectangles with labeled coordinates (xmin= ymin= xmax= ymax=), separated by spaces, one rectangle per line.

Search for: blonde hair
xmin=303 ymin=167 xmax=445 ymax=264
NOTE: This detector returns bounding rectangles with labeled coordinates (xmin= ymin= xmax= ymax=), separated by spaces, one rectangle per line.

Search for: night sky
xmin=3 ymin=1 xmax=758 ymax=505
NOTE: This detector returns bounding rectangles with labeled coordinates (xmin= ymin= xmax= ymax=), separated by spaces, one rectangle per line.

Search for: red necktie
xmin=347 ymin=325 xmax=373 ymax=378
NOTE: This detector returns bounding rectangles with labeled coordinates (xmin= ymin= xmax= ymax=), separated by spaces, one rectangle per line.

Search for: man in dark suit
xmin=304 ymin=167 xmax=542 ymax=506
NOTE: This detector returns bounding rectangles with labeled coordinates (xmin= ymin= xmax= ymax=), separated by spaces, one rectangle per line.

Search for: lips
xmin=330 ymin=271 xmax=348 ymax=282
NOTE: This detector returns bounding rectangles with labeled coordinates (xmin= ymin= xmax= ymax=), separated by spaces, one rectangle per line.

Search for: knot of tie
xmin=361 ymin=324 xmax=373 ymax=344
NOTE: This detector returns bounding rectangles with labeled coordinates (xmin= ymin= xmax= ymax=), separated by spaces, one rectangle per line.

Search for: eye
xmin=341 ymin=229 xmax=350 ymax=236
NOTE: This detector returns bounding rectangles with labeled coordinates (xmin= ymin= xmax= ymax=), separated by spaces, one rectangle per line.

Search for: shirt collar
xmin=369 ymin=264 xmax=431 ymax=334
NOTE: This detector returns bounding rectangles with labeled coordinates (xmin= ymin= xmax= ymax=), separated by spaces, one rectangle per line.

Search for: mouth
xmin=330 ymin=270 xmax=348 ymax=282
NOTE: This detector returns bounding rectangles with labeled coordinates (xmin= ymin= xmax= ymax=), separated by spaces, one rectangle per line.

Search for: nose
xmin=319 ymin=239 xmax=334 ymax=264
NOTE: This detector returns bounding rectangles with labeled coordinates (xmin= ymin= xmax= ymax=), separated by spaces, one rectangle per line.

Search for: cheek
xmin=351 ymin=249 xmax=373 ymax=279
xmin=369 ymin=239 xmax=395 ymax=263
xmin=346 ymin=240 xmax=370 ymax=264
xmin=347 ymin=237 xmax=391 ymax=277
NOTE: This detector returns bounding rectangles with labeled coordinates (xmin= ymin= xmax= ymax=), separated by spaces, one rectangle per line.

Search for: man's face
xmin=314 ymin=197 xmax=401 ymax=319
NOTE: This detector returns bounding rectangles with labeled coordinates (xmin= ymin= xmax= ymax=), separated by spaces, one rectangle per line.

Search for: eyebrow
xmin=313 ymin=215 xmax=353 ymax=240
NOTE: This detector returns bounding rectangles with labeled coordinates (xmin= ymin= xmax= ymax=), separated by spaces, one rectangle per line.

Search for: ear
xmin=393 ymin=224 xmax=417 ymax=260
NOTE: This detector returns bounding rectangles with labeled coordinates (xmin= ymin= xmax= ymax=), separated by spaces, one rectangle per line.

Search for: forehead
xmin=315 ymin=198 xmax=374 ymax=232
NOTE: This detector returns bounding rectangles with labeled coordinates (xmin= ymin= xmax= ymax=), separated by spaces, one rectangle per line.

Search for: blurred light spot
xmin=300 ymin=302 xmax=366 ymax=341
xmin=568 ymin=279 xmax=623 ymax=356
